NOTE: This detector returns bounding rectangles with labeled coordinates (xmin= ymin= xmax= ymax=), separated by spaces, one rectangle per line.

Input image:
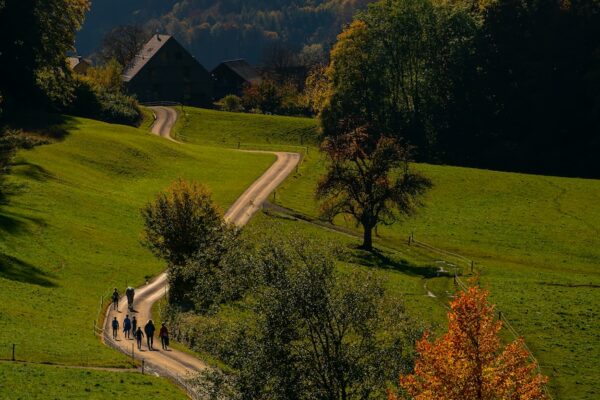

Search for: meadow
xmin=176 ymin=107 xmax=600 ymax=399
xmin=0 ymin=115 xmax=274 ymax=397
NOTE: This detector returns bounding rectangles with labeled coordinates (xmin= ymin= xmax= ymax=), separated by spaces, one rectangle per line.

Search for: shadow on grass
xmin=0 ymin=209 xmax=46 ymax=236
xmin=4 ymin=113 xmax=81 ymax=141
xmin=0 ymin=253 xmax=57 ymax=287
xmin=352 ymin=247 xmax=449 ymax=279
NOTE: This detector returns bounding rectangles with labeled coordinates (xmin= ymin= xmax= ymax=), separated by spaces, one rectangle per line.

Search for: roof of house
xmin=67 ymin=56 xmax=90 ymax=69
xmin=122 ymin=34 xmax=172 ymax=82
xmin=214 ymin=59 xmax=262 ymax=85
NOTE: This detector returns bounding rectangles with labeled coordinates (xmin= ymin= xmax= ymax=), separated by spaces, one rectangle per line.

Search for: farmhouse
xmin=211 ymin=59 xmax=262 ymax=100
xmin=123 ymin=34 xmax=213 ymax=106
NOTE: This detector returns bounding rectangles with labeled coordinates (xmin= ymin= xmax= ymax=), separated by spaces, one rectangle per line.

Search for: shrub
xmin=68 ymin=76 xmax=142 ymax=126
xmin=215 ymin=95 xmax=244 ymax=112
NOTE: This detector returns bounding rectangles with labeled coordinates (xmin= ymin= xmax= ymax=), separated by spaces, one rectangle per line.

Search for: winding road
xmin=102 ymin=107 xmax=300 ymax=385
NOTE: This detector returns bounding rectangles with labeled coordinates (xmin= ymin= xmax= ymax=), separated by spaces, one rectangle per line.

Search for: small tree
xmin=141 ymin=180 xmax=233 ymax=306
xmin=317 ymin=124 xmax=432 ymax=251
xmin=390 ymin=286 xmax=549 ymax=400
xmin=100 ymin=25 xmax=150 ymax=69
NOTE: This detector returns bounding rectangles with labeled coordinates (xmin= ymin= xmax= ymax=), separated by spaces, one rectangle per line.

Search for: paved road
xmin=149 ymin=106 xmax=179 ymax=142
xmin=102 ymin=107 xmax=300 ymax=382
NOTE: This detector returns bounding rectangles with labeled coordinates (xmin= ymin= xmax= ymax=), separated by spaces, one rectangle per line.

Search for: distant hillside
xmin=76 ymin=0 xmax=374 ymax=69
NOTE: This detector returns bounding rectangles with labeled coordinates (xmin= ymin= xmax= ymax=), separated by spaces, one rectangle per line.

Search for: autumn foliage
xmin=390 ymin=286 xmax=549 ymax=400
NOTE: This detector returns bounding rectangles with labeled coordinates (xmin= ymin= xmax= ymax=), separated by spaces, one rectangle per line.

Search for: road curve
xmin=149 ymin=106 xmax=179 ymax=142
xmin=102 ymin=108 xmax=300 ymax=383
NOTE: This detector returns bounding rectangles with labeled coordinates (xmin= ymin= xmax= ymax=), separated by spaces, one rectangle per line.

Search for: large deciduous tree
xmin=317 ymin=123 xmax=432 ymax=251
xmin=390 ymin=286 xmax=549 ymax=400
xmin=237 ymin=234 xmax=420 ymax=400
xmin=322 ymin=0 xmax=477 ymax=153
xmin=0 ymin=0 xmax=89 ymax=112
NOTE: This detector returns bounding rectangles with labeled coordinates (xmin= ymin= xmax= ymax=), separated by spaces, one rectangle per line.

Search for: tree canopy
xmin=390 ymin=285 xmax=549 ymax=400
xmin=0 ymin=0 xmax=90 ymax=112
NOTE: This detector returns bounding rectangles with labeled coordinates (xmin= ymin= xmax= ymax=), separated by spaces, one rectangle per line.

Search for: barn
xmin=211 ymin=59 xmax=262 ymax=100
xmin=123 ymin=34 xmax=213 ymax=106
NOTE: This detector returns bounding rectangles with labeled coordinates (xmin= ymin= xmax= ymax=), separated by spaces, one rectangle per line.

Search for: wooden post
xmin=498 ymin=311 xmax=503 ymax=320
xmin=142 ymin=360 xmax=145 ymax=374
xmin=12 ymin=344 xmax=15 ymax=361
xmin=132 ymin=344 xmax=135 ymax=364
xmin=453 ymin=274 xmax=457 ymax=286
xmin=471 ymin=260 xmax=474 ymax=273
xmin=408 ymin=235 xmax=412 ymax=245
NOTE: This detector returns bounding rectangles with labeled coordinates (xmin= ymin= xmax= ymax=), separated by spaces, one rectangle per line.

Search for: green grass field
xmin=177 ymin=107 xmax=600 ymax=399
xmin=0 ymin=362 xmax=187 ymax=399
xmin=0 ymin=115 xmax=274 ymax=397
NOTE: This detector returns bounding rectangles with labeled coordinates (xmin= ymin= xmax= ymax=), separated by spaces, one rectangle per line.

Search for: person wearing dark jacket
xmin=111 ymin=317 xmax=119 ymax=339
xmin=159 ymin=323 xmax=169 ymax=350
xmin=144 ymin=320 xmax=156 ymax=350
xmin=123 ymin=315 xmax=132 ymax=339
xmin=134 ymin=327 xmax=144 ymax=350
xmin=132 ymin=316 xmax=137 ymax=334
xmin=111 ymin=288 xmax=119 ymax=310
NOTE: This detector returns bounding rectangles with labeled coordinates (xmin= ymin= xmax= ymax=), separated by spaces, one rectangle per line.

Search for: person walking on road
xmin=159 ymin=323 xmax=169 ymax=350
xmin=112 ymin=288 xmax=119 ymax=310
xmin=125 ymin=287 xmax=135 ymax=311
xmin=134 ymin=327 xmax=144 ymax=350
xmin=132 ymin=316 xmax=137 ymax=334
xmin=144 ymin=320 xmax=156 ymax=350
xmin=123 ymin=315 xmax=132 ymax=339
xmin=111 ymin=317 xmax=119 ymax=340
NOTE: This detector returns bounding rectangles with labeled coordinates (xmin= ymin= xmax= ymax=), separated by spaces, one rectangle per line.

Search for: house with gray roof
xmin=211 ymin=59 xmax=262 ymax=100
xmin=122 ymin=34 xmax=213 ymax=106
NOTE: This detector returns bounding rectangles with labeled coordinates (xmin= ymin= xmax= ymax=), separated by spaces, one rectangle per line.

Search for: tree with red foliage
xmin=390 ymin=286 xmax=549 ymax=400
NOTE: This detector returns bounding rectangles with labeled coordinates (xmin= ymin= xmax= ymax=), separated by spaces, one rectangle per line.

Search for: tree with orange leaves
xmin=390 ymin=286 xmax=549 ymax=400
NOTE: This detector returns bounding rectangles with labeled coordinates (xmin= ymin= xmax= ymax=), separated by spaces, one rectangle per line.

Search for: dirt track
xmin=102 ymin=107 xmax=300 ymax=381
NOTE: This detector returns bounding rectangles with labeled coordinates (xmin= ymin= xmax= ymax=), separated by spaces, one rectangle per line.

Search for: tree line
xmin=318 ymin=0 xmax=600 ymax=178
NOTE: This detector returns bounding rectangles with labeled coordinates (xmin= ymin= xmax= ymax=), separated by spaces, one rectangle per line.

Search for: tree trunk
xmin=362 ymin=223 xmax=373 ymax=251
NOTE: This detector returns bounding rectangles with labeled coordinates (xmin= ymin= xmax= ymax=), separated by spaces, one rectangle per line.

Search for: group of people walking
xmin=110 ymin=287 xmax=170 ymax=352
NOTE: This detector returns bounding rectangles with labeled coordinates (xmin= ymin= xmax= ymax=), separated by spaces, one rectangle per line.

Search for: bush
xmin=215 ymin=95 xmax=244 ymax=112
xmin=68 ymin=76 xmax=142 ymax=126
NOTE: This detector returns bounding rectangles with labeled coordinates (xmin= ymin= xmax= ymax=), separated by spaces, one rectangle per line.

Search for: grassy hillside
xmin=177 ymin=107 xmax=600 ymax=399
xmin=174 ymin=107 xmax=319 ymax=150
xmin=0 ymin=116 xmax=274 ymax=397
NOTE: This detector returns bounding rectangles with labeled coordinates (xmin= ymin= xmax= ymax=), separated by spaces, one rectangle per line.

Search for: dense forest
xmin=76 ymin=0 xmax=374 ymax=68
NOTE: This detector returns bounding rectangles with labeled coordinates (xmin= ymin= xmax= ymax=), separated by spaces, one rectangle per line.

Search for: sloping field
xmin=0 ymin=116 xmax=274 ymax=397
xmin=178 ymin=107 xmax=600 ymax=399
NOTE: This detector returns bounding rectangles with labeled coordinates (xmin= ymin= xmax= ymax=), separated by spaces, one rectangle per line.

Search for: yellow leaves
xmin=393 ymin=286 xmax=549 ymax=400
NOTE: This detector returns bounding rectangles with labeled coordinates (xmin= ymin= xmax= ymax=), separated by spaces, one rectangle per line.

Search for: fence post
xmin=142 ymin=359 xmax=145 ymax=374
xmin=12 ymin=344 xmax=15 ymax=361
xmin=132 ymin=343 xmax=135 ymax=365
xmin=471 ymin=260 xmax=474 ymax=273
xmin=408 ymin=235 xmax=412 ymax=245
xmin=453 ymin=273 xmax=457 ymax=286
xmin=498 ymin=310 xmax=503 ymax=320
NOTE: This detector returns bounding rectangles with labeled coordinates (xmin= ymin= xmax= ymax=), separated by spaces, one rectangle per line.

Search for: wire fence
xmin=409 ymin=233 xmax=553 ymax=399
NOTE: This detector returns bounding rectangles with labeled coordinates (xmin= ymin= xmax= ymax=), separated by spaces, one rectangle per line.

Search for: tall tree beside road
xmin=141 ymin=180 xmax=234 ymax=308
xmin=0 ymin=0 xmax=90 ymax=112
xmin=317 ymin=123 xmax=431 ymax=251
xmin=390 ymin=286 xmax=549 ymax=400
